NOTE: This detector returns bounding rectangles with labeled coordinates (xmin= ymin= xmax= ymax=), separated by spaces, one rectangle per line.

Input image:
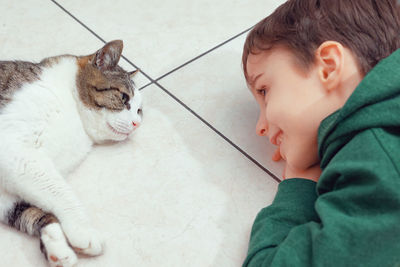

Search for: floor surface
xmin=0 ymin=1 xmax=285 ymax=266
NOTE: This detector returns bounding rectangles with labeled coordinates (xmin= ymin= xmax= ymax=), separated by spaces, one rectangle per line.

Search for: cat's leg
xmin=0 ymin=146 xmax=104 ymax=256
xmin=0 ymin=191 xmax=77 ymax=267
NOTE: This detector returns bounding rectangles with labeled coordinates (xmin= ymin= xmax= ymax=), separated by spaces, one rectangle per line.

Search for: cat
xmin=0 ymin=40 xmax=142 ymax=267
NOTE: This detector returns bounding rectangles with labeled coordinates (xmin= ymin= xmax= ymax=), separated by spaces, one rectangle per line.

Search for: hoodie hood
xmin=318 ymin=49 xmax=400 ymax=168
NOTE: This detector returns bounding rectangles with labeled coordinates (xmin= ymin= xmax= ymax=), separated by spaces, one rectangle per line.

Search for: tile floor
xmin=0 ymin=0 xmax=286 ymax=266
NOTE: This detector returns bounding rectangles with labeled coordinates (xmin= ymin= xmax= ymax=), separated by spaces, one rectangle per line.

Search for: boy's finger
xmin=272 ymin=147 xmax=282 ymax=161
xmin=282 ymin=164 xmax=286 ymax=179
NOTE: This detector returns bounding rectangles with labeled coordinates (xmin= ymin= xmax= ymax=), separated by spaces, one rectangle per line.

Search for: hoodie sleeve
xmin=243 ymin=178 xmax=319 ymax=266
xmin=243 ymin=129 xmax=400 ymax=267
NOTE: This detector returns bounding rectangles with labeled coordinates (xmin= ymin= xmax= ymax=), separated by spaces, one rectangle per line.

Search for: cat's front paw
xmin=63 ymin=226 xmax=105 ymax=256
xmin=41 ymin=223 xmax=78 ymax=267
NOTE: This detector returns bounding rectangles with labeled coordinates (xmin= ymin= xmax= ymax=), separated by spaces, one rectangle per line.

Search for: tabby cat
xmin=0 ymin=40 xmax=142 ymax=267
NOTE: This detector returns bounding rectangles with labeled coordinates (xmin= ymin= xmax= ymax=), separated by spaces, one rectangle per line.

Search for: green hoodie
xmin=243 ymin=49 xmax=400 ymax=267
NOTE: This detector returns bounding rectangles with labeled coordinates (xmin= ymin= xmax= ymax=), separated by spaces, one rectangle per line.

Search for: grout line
xmin=139 ymin=26 xmax=252 ymax=90
xmin=50 ymin=0 xmax=106 ymax=43
xmin=138 ymin=26 xmax=252 ymax=90
xmin=50 ymin=0 xmax=156 ymax=83
xmin=154 ymin=82 xmax=282 ymax=183
xmin=50 ymin=0 xmax=281 ymax=183
xmin=138 ymin=82 xmax=153 ymax=91
xmin=119 ymin=55 xmax=154 ymax=84
xmin=155 ymin=26 xmax=252 ymax=82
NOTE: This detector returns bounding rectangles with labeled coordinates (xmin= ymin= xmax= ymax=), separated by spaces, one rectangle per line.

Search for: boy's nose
xmin=256 ymin=117 xmax=268 ymax=136
xmin=256 ymin=123 xmax=268 ymax=136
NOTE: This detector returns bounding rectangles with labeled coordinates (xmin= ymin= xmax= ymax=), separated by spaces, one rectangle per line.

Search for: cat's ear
xmin=93 ymin=40 xmax=123 ymax=71
xmin=128 ymin=69 xmax=140 ymax=78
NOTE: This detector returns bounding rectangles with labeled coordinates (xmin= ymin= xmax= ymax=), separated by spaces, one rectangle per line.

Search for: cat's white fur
xmin=0 ymin=56 xmax=142 ymax=263
xmin=41 ymin=223 xmax=78 ymax=267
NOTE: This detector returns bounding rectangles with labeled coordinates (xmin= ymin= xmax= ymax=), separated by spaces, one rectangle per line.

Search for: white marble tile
xmin=78 ymin=85 xmax=279 ymax=267
xmin=158 ymin=34 xmax=285 ymax=178
xmin=0 ymin=0 xmax=150 ymax=88
xmin=55 ymin=0 xmax=286 ymax=79
xmin=0 ymin=85 xmax=279 ymax=266
xmin=0 ymin=0 xmax=284 ymax=266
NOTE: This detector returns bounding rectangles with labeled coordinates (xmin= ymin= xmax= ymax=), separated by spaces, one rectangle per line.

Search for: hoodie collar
xmin=318 ymin=49 xmax=400 ymax=168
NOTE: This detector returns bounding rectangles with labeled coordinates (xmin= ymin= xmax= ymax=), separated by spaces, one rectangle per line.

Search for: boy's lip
xmin=270 ymin=130 xmax=283 ymax=146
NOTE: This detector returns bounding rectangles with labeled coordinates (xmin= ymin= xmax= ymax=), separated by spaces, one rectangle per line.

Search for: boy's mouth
xmin=270 ymin=130 xmax=283 ymax=146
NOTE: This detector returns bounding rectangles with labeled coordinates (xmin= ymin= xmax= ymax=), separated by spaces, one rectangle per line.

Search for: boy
xmin=242 ymin=0 xmax=400 ymax=266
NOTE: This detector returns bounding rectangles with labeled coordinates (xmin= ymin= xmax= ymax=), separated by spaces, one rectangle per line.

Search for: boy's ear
xmin=315 ymin=41 xmax=344 ymax=91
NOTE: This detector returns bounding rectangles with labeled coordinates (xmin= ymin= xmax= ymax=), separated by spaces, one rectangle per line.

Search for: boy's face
xmin=246 ymin=47 xmax=329 ymax=171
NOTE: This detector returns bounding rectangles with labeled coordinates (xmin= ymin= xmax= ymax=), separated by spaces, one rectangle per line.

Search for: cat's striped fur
xmin=6 ymin=201 xmax=64 ymax=261
xmin=0 ymin=40 xmax=142 ymax=267
xmin=0 ymin=61 xmax=42 ymax=108
xmin=7 ymin=201 xmax=58 ymax=237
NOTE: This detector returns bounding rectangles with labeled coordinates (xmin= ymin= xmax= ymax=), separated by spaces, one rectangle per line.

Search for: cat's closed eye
xmin=137 ymin=108 xmax=142 ymax=115
xmin=121 ymin=92 xmax=129 ymax=104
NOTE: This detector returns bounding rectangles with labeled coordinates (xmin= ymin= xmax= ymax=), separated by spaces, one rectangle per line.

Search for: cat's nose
xmin=132 ymin=122 xmax=140 ymax=128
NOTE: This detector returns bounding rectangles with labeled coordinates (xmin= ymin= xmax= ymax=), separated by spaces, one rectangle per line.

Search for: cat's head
xmin=75 ymin=40 xmax=143 ymax=143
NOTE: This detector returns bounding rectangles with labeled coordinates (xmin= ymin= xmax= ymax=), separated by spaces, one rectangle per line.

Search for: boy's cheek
xmin=265 ymin=98 xmax=283 ymax=125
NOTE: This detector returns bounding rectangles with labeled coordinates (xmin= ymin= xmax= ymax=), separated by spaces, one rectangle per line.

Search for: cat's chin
xmin=106 ymin=130 xmax=131 ymax=142
xmin=106 ymin=123 xmax=131 ymax=136
xmin=94 ymin=136 xmax=129 ymax=145
xmin=88 ymin=130 xmax=130 ymax=144
xmin=112 ymin=134 xmax=130 ymax=142
xmin=105 ymin=123 xmax=133 ymax=142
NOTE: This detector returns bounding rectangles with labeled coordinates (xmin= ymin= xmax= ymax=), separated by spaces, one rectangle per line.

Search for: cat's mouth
xmin=107 ymin=123 xmax=130 ymax=136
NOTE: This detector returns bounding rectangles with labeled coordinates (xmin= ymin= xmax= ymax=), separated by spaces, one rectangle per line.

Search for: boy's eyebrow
xmin=248 ymin=74 xmax=262 ymax=88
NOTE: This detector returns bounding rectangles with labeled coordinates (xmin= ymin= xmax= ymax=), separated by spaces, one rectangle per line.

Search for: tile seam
xmin=153 ymin=81 xmax=282 ymax=183
xmin=50 ymin=0 xmax=280 ymax=183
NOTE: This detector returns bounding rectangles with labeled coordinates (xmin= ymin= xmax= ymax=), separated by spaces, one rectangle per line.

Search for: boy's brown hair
xmin=243 ymin=0 xmax=400 ymax=81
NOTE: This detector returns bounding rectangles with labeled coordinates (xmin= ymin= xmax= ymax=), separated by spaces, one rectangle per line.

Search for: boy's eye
xmin=256 ymin=88 xmax=267 ymax=96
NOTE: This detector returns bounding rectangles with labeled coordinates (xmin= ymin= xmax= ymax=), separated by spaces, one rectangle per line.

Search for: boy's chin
xmin=285 ymin=157 xmax=319 ymax=173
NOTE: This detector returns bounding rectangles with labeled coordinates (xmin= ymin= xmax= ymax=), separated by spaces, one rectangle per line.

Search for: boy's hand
xmin=283 ymin=163 xmax=322 ymax=183
xmin=272 ymin=147 xmax=282 ymax=161
xmin=271 ymin=147 xmax=321 ymax=182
